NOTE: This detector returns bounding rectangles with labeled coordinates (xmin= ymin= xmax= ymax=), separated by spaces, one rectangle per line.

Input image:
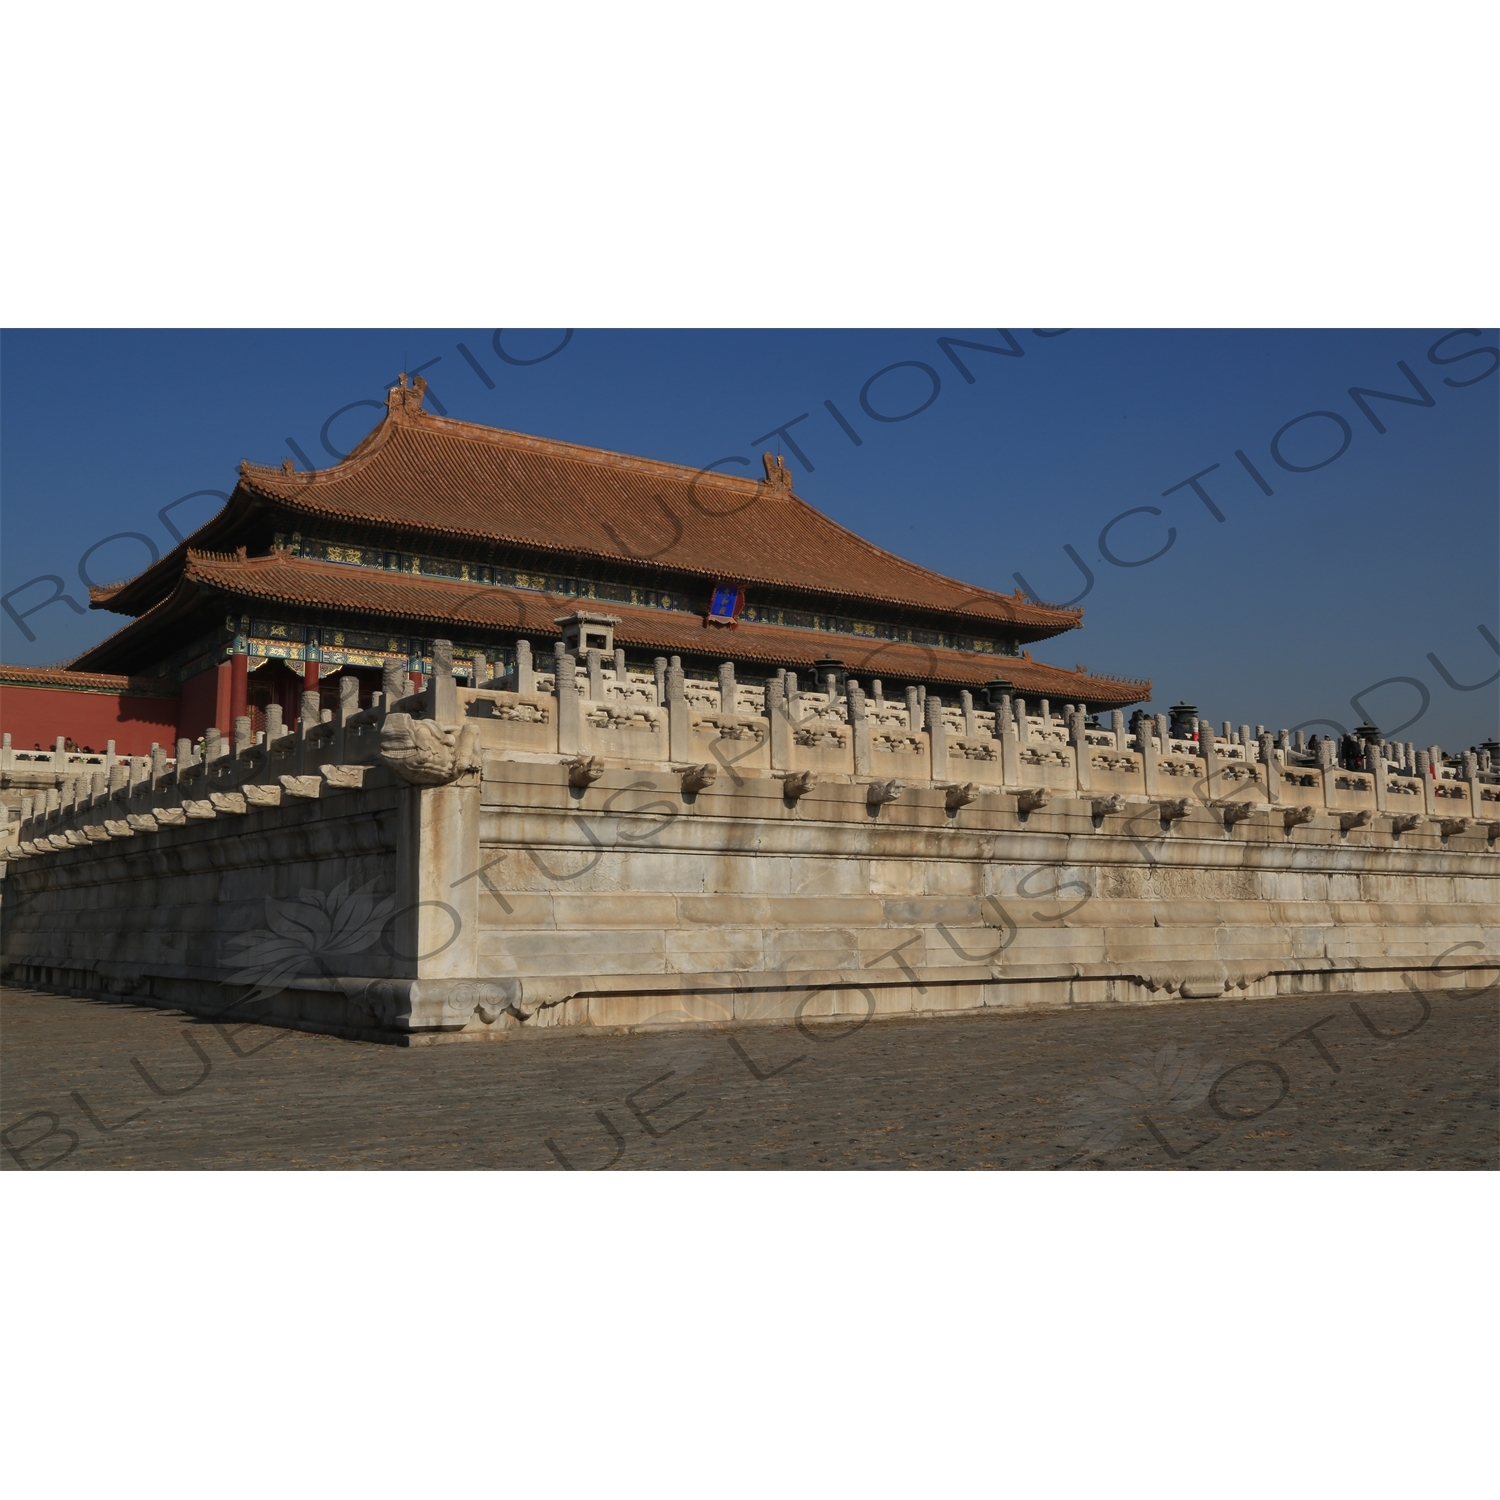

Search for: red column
xmin=304 ymin=658 xmax=320 ymax=692
xmin=214 ymin=660 xmax=233 ymax=735
xmin=230 ymin=653 xmax=249 ymax=725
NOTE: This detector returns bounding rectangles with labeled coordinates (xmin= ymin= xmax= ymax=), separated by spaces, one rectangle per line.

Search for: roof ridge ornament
xmin=388 ymin=372 xmax=429 ymax=418
xmin=761 ymin=451 xmax=794 ymax=495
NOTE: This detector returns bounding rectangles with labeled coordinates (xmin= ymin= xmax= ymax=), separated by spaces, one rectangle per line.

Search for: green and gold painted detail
xmin=275 ymin=534 xmax=1021 ymax=657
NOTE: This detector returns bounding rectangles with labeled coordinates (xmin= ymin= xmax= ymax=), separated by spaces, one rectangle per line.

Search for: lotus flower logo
xmin=224 ymin=878 xmax=396 ymax=1005
xmin=1056 ymin=1041 xmax=1223 ymax=1164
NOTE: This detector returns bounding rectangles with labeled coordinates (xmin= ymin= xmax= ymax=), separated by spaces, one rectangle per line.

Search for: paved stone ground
xmin=2 ymin=981 xmax=1495 ymax=1170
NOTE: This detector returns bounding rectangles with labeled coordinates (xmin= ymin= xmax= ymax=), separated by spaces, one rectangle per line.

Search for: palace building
xmin=4 ymin=375 xmax=1148 ymax=752
xmin=7 ymin=377 xmax=1494 ymax=1047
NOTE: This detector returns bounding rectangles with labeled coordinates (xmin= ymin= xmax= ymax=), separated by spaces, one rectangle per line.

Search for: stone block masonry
xmin=4 ymin=644 xmax=1497 ymax=1043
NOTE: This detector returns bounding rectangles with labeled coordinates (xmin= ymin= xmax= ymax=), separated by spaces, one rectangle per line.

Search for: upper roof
xmin=73 ymin=549 xmax=1148 ymax=705
xmin=95 ymin=377 xmax=1083 ymax=635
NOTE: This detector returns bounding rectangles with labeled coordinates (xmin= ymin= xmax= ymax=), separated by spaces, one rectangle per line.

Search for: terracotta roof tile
xmin=227 ymin=396 xmax=1081 ymax=632
xmin=0 ymin=664 xmax=177 ymax=696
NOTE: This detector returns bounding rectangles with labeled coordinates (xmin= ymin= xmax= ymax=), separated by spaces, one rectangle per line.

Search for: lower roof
xmin=0 ymin=663 xmax=178 ymax=697
xmin=74 ymin=550 xmax=1150 ymax=705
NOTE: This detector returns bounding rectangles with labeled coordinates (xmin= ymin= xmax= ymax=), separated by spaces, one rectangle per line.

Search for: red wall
xmin=176 ymin=664 xmax=226 ymax=745
xmin=0 ymin=684 xmax=179 ymax=756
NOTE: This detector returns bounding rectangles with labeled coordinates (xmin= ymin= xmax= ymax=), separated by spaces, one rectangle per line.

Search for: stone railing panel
xmin=788 ymin=718 xmax=853 ymax=771
xmin=948 ymin=737 xmax=1001 ymax=781
xmin=1432 ymin=780 xmax=1472 ymax=807
xmin=604 ymin=673 xmax=660 ymax=706
xmin=869 ymin=730 xmax=928 ymax=773
xmin=461 ymin=689 xmax=557 ymax=755
xmin=1327 ymin=772 xmax=1376 ymax=812
xmin=686 ymin=713 xmax=770 ymax=774
xmin=1157 ymin=755 xmax=1204 ymax=787
xmin=1017 ymin=742 xmax=1076 ymax=788
xmin=583 ymin=702 xmax=668 ymax=761
xmin=1089 ymin=749 xmax=1146 ymax=795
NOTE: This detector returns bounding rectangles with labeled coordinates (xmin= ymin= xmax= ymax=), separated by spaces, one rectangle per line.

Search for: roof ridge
xmin=240 ymin=400 xmax=400 ymax=489
xmin=241 ymin=399 xmax=768 ymax=498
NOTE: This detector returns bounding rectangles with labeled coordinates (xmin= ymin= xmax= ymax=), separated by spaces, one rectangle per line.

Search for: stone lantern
xmin=1168 ymin=701 xmax=1199 ymax=740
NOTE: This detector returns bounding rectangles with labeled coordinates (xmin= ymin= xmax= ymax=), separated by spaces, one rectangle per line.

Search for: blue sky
xmin=2 ymin=328 xmax=1495 ymax=749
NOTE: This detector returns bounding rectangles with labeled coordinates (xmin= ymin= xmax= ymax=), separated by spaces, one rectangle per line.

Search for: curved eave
xmin=71 ymin=573 xmax=222 ymax=673
xmin=88 ymin=486 xmax=268 ymax=617
xmin=151 ymin=552 xmax=1148 ymax=705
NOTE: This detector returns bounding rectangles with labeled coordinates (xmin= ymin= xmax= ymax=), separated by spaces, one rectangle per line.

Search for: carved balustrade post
xmin=1199 ymin=719 xmax=1219 ymax=802
xmin=1316 ymin=736 xmax=1338 ymax=809
xmin=334 ymin=674 xmax=360 ymax=762
xmin=556 ymin=649 xmax=580 ymax=756
xmin=296 ymin=693 xmax=320 ymax=774
xmin=430 ymin=640 xmax=459 ymax=723
xmin=767 ymin=672 xmax=792 ymax=771
xmin=1071 ymin=712 xmax=1091 ymax=792
xmin=262 ymin=706 xmax=284 ymax=783
xmin=1140 ymin=719 xmax=1159 ymax=796
xmin=1370 ymin=738 xmax=1389 ymax=812
xmin=1463 ymin=750 xmax=1482 ymax=821
xmin=849 ymin=680 xmax=871 ymax=776
xmin=516 ymin=640 xmax=534 ymax=695
xmin=1259 ymin=732 xmax=1280 ymax=805
xmin=1415 ymin=749 xmax=1435 ymax=815
xmin=1000 ymin=696 xmax=1020 ymax=787
xmin=666 ymin=656 xmax=689 ymax=763
xmin=926 ymin=695 xmax=948 ymax=783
